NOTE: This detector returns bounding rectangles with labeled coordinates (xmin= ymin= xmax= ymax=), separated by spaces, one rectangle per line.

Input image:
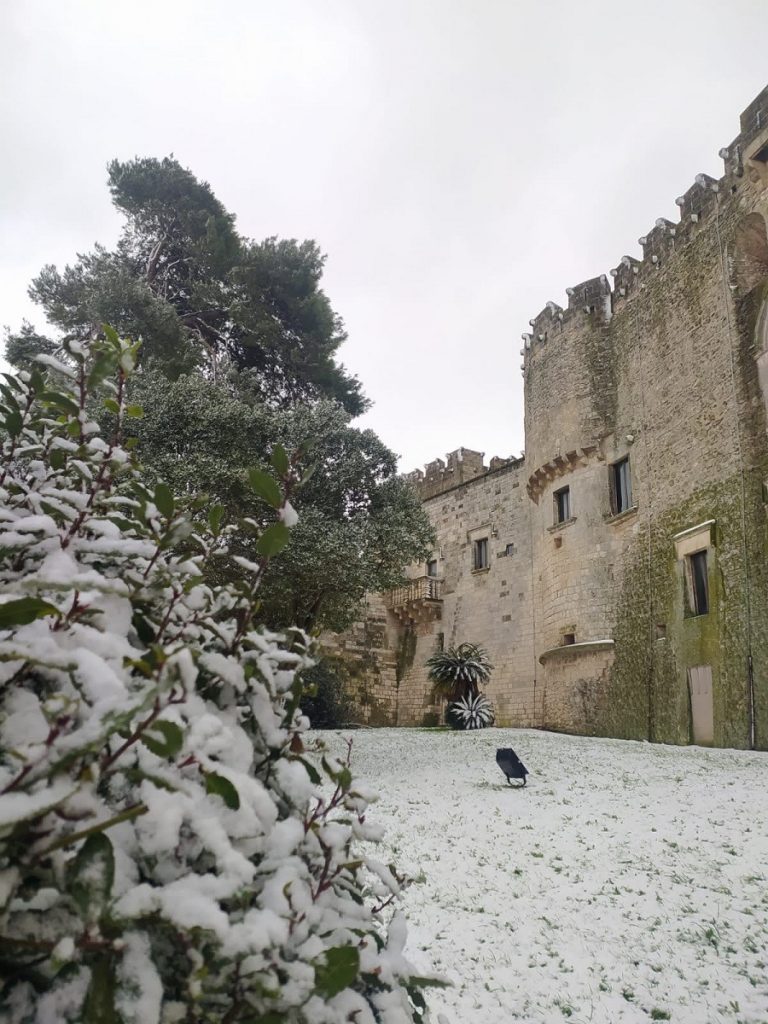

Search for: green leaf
xmin=40 ymin=391 xmax=80 ymax=416
xmin=125 ymin=404 xmax=144 ymax=419
xmin=297 ymin=756 xmax=322 ymax=785
xmin=0 ymin=385 xmax=20 ymax=410
xmin=406 ymin=975 xmax=451 ymax=989
xmin=314 ymin=946 xmax=360 ymax=999
xmin=4 ymin=410 xmax=23 ymax=437
xmin=68 ymin=832 xmax=115 ymax=922
xmin=208 ymin=504 xmax=225 ymax=533
xmin=321 ymin=756 xmax=353 ymax=792
xmin=83 ymin=957 xmax=118 ymax=1023
xmin=131 ymin=611 xmax=155 ymax=646
xmin=140 ymin=720 xmax=184 ymax=759
xmin=87 ymin=350 xmax=117 ymax=385
xmin=103 ymin=398 xmax=120 ymax=415
xmin=0 ymin=597 xmax=60 ymax=629
xmin=205 ymin=771 xmax=240 ymax=810
xmin=256 ymin=523 xmax=291 ymax=557
xmin=153 ymin=482 xmax=174 ymax=518
xmin=270 ymin=443 xmax=289 ymax=476
xmin=50 ymin=448 xmax=66 ymax=471
xmin=407 ymin=986 xmax=427 ymax=1016
xmin=102 ymin=324 xmax=120 ymax=347
xmin=247 ymin=467 xmax=282 ymax=509
xmin=28 ymin=368 xmax=46 ymax=393
xmin=281 ymin=676 xmax=304 ymax=728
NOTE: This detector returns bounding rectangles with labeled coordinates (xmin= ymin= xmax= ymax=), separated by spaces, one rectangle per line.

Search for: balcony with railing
xmin=384 ymin=575 xmax=443 ymax=624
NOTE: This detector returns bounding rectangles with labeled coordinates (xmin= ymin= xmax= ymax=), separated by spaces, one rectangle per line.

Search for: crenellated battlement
xmin=521 ymin=84 xmax=768 ymax=371
xmin=404 ymin=447 xmax=522 ymax=500
xmin=609 ymin=255 xmax=641 ymax=308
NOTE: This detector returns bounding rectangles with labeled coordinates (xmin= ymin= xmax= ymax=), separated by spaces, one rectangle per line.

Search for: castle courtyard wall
xmin=328 ymin=84 xmax=768 ymax=750
xmin=522 ymin=85 xmax=768 ymax=747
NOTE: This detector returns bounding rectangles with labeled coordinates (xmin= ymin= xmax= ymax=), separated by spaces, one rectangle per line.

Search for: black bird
xmin=496 ymin=747 xmax=529 ymax=786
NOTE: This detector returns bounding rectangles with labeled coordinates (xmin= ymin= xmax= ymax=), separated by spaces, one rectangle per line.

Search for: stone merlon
xmin=522 ymin=84 xmax=768 ymax=351
xmin=404 ymin=447 xmax=521 ymax=500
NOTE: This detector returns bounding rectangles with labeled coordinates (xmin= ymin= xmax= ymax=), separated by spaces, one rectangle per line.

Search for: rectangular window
xmin=688 ymin=549 xmax=709 ymax=616
xmin=426 ymin=559 xmax=438 ymax=578
xmin=554 ymin=486 xmax=571 ymax=524
xmin=472 ymin=538 xmax=489 ymax=570
xmin=611 ymin=457 xmax=632 ymax=514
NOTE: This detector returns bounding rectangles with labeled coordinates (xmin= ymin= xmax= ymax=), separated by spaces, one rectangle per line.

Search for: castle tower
xmin=521 ymin=84 xmax=768 ymax=746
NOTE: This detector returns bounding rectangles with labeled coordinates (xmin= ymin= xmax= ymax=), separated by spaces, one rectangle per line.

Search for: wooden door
xmin=688 ymin=665 xmax=714 ymax=746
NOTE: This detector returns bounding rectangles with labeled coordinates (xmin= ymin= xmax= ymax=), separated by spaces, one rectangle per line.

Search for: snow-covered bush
xmin=0 ymin=331 xmax=434 ymax=1023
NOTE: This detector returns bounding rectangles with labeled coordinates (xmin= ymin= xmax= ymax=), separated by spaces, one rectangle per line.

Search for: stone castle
xmin=330 ymin=84 xmax=768 ymax=750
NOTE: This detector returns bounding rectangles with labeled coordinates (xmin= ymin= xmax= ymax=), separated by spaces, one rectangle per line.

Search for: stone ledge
xmin=603 ymin=504 xmax=639 ymax=526
xmin=547 ymin=516 xmax=577 ymax=534
xmin=538 ymin=639 xmax=615 ymax=665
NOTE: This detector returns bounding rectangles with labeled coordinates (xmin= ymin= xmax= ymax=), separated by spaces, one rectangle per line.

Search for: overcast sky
xmin=1 ymin=1 xmax=766 ymax=471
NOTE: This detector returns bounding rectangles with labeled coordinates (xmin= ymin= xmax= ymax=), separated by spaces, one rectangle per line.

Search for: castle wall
xmin=321 ymin=592 xmax=401 ymax=726
xmin=522 ymin=85 xmax=768 ymax=747
xmin=413 ymin=458 xmax=538 ymax=726
xmin=328 ymin=83 xmax=768 ymax=750
xmin=327 ymin=456 xmax=538 ymax=727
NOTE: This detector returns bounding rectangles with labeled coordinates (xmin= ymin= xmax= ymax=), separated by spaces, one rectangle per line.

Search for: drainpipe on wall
xmin=715 ymin=195 xmax=757 ymax=750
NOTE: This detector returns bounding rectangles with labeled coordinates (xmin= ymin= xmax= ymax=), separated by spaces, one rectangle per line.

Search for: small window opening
xmin=611 ymin=457 xmax=632 ymax=514
xmin=562 ymin=632 xmax=576 ymax=646
xmin=473 ymin=538 xmax=489 ymax=571
xmin=426 ymin=559 xmax=438 ymax=578
xmin=687 ymin=550 xmax=709 ymax=616
xmin=554 ymin=486 xmax=571 ymax=524
xmin=753 ymin=141 xmax=768 ymax=164
xmin=505 ymin=543 xmax=515 ymax=556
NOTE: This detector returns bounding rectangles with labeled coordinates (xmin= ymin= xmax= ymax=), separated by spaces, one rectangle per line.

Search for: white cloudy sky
xmin=1 ymin=1 xmax=766 ymax=470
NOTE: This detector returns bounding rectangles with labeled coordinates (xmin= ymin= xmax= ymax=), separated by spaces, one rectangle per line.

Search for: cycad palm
xmin=426 ymin=642 xmax=492 ymax=701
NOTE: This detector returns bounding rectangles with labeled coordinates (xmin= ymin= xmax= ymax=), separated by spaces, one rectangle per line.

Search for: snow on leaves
xmin=0 ymin=333 xmax=430 ymax=1023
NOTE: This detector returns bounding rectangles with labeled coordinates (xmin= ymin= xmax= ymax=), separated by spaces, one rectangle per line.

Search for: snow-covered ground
xmin=322 ymin=727 xmax=768 ymax=1024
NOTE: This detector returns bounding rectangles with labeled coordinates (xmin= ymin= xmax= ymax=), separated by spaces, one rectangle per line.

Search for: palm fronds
xmin=426 ymin=642 xmax=493 ymax=701
xmin=447 ymin=693 xmax=496 ymax=730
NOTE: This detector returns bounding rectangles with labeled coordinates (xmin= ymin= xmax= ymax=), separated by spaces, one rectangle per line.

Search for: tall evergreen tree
xmin=5 ymin=157 xmax=433 ymax=630
xmin=12 ymin=156 xmax=367 ymax=414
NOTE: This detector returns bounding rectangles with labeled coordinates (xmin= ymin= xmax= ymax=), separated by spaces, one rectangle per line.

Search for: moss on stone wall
xmin=605 ymin=469 xmax=768 ymax=749
xmin=395 ymin=625 xmax=417 ymax=685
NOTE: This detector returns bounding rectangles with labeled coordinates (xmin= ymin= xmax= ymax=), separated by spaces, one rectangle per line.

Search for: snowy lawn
xmin=321 ymin=727 xmax=768 ymax=1024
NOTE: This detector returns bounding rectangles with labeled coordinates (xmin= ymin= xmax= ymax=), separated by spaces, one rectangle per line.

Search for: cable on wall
xmin=714 ymin=194 xmax=756 ymax=749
